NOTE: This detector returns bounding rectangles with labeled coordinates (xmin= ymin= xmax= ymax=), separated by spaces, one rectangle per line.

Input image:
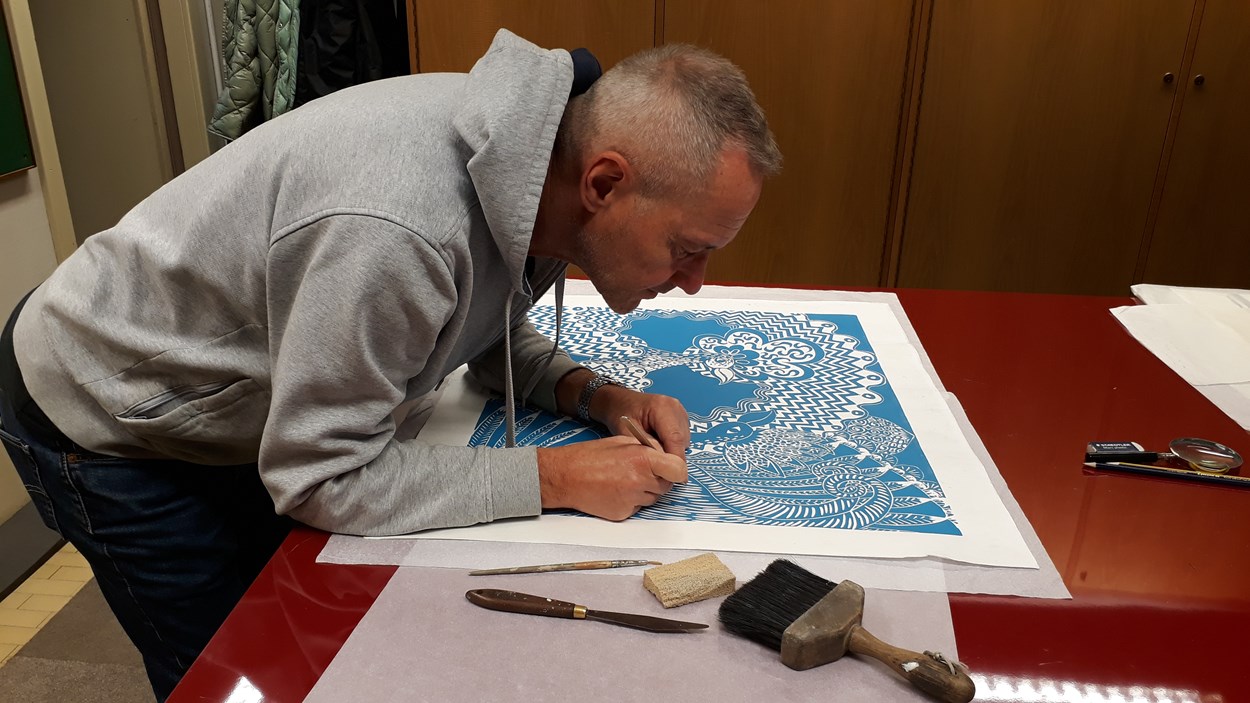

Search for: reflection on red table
xmin=174 ymin=530 xmax=393 ymax=702
xmin=171 ymin=289 xmax=1250 ymax=702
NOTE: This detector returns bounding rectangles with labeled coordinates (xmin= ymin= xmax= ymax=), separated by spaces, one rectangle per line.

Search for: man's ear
xmin=581 ymin=151 xmax=632 ymax=213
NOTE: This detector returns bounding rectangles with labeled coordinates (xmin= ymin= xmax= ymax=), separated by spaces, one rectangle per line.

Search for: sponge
xmin=643 ymin=553 xmax=736 ymax=608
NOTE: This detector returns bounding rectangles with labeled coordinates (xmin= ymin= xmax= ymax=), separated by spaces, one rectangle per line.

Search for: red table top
xmin=170 ymin=288 xmax=1250 ymax=702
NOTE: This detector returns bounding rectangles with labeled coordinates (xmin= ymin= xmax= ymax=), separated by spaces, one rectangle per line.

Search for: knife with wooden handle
xmin=465 ymin=589 xmax=708 ymax=633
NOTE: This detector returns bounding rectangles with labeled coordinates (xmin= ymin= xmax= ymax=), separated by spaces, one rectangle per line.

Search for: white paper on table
xmin=1116 ymin=284 xmax=1250 ymax=430
xmin=394 ymin=288 xmax=1037 ymax=570
xmin=1132 ymin=283 xmax=1250 ymax=310
xmin=1197 ymin=383 xmax=1250 ymax=430
xmin=1111 ymin=304 xmax=1250 ymax=386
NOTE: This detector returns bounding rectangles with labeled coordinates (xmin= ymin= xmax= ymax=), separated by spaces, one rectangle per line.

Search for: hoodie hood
xmin=453 ymin=29 xmax=574 ymax=295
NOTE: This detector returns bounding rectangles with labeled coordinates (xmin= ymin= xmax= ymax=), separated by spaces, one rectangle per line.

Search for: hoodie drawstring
xmin=503 ymin=272 xmax=567 ymax=448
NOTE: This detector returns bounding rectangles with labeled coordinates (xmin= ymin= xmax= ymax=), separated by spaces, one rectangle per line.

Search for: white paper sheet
xmin=1111 ymin=305 xmax=1250 ymax=385
xmin=1132 ymin=283 xmax=1250 ymax=309
xmin=1116 ymin=284 xmax=1250 ymax=430
xmin=396 ymin=288 xmax=1036 ymax=569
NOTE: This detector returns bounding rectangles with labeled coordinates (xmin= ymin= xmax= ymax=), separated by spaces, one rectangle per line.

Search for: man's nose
xmin=672 ymin=254 xmax=708 ymax=295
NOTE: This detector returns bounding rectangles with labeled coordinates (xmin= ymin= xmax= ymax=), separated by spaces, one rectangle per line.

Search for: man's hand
xmin=537 ymin=437 xmax=683 ymax=521
xmin=591 ymin=385 xmax=691 ymax=467
xmin=554 ymin=367 xmax=691 ymax=457
xmin=547 ymin=369 xmax=692 ymax=519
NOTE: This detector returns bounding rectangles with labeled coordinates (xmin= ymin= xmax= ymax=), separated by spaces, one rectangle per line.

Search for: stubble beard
xmin=575 ymin=226 xmax=642 ymax=314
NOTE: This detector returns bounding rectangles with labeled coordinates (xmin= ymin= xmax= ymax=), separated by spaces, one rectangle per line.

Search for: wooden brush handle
xmin=848 ymin=625 xmax=975 ymax=703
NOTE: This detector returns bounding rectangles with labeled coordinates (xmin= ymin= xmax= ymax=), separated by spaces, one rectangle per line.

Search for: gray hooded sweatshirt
xmin=13 ymin=30 xmax=583 ymax=536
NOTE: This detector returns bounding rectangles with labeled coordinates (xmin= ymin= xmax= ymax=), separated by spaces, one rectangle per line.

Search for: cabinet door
xmin=665 ymin=0 xmax=914 ymax=287
xmin=1145 ymin=0 xmax=1250 ymax=288
xmin=899 ymin=1 xmax=1193 ymax=295
xmin=412 ymin=0 xmax=654 ymax=73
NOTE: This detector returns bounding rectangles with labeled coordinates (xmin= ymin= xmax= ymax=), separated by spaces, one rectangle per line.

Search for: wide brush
xmin=719 ymin=559 xmax=975 ymax=703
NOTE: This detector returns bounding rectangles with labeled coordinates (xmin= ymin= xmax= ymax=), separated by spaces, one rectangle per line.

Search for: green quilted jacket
xmin=209 ymin=0 xmax=300 ymax=140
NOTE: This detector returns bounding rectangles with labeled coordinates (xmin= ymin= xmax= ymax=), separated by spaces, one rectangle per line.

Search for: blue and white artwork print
xmin=411 ymin=291 xmax=1037 ymax=567
xmin=467 ymin=305 xmax=961 ymax=536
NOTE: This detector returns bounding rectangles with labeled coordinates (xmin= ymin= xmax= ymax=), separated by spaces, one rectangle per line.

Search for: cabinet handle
xmin=1163 ymin=72 xmax=1174 ymax=84
xmin=1194 ymin=74 xmax=1206 ymax=87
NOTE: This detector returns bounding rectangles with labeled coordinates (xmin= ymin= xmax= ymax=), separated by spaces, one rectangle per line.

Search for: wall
xmin=159 ymin=0 xmax=226 ymax=168
xmin=1 ymin=0 xmax=73 ymax=524
xmin=28 ymin=0 xmax=172 ymax=242
xmin=0 ymin=170 xmax=59 ymax=522
xmin=2 ymin=0 xmax=221 ymax=522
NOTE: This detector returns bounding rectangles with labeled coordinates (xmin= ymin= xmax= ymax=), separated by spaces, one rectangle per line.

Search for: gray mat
xmin=307 ymin=567 xmax=961 ymax=702
xmin=0 ymin=580 xmax=151 ymax=702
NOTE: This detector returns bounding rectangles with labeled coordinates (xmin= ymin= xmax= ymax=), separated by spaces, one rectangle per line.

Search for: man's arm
xmin=465 ymin=313 xmax=691 ymax=455
xmin=462 ymin=305 xmax=693 ymax=522
xmin=466 ymin=320 xmax=691 ymax=520
xmin=535 ymin=368 xmax=691 ymax=520
xmin=261 ymin=215 xmax=541 ymax=536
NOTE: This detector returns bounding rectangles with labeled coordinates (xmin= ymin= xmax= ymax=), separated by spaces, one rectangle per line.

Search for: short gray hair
xmin=558 ymin=44 xmax=781 ymax=196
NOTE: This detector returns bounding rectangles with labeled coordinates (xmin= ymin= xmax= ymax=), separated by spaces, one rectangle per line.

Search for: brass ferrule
xmin=573 ymin=605 xmax=587 ymax=619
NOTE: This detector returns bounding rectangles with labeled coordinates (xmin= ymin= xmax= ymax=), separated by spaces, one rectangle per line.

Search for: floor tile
xmin=28 ymin=563 xmax=59 ymax=581
xmin=0 ymin=593 xmax=30 ymax=610
xmin=0 ymin=625 xmax=38 ymax=646
xmin=0 ymin=545 xmax=102 ymax=670
xmin=44 ymin=552 xmax=84 ymax=569
xmin=14 ymin=580 xmax=81 ymax=597
xmin=0 ymin=545 xmax=109 ymax=672
xmin=0 ymin=609 xmax=49 ymax=629
xmin=17 ymin=582 xmax=140 ymax=668
xmin=50 ymin=566 xmax=93 ymax=583
xmin=17 ymin=595 xmax=71 ymax=613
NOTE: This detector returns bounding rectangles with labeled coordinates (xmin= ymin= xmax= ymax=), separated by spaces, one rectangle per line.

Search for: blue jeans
xmin=0 ymin=388 xmax=292 ymax=701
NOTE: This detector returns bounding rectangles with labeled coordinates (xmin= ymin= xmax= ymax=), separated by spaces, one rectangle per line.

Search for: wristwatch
xmin=576 ymin=374 xmax=617 ymax=423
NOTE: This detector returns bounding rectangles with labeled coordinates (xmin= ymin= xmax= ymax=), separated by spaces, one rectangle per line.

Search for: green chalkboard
xmin=1 ymin=10 xmax=35 ymax=178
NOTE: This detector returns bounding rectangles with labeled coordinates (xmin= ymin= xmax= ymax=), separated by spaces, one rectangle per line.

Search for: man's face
xmin=577 ymin=147 xmax=763 ymax=313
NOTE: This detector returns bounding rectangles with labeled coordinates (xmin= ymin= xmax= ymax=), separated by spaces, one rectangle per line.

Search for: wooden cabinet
xmin=664 ymin=0 xmax=914 ymax=287
xmin=408 ymin=0 xmax=914 ymax=289
xmin=405 ymin=1 xmax=1243 ymax=295
xmin=897 ymin=1 xmax=1195 ymax=295
xmin=1144 ymin=0 xmax=1250 ymax=289
xmin=409 ymin=0 xmax=654 ymax=73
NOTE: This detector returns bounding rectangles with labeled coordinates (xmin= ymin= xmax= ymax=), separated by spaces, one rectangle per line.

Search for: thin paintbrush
xmin=719 ymin=560 xmax=975 ymax=703
xmin=469 ymin=559 xmax=661 ymax=576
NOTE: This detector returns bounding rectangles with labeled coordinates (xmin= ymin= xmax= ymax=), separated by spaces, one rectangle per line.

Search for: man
xmin=0 ymin=30 xmax=779 ymax=699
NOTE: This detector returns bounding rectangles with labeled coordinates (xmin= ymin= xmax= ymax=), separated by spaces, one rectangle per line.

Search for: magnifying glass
xmin=1085 ymin=438 xmax=1243 ymax=474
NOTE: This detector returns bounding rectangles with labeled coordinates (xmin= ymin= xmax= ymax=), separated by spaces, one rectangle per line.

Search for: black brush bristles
xmin=718 ymin=560 xmax=837 ymax=650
